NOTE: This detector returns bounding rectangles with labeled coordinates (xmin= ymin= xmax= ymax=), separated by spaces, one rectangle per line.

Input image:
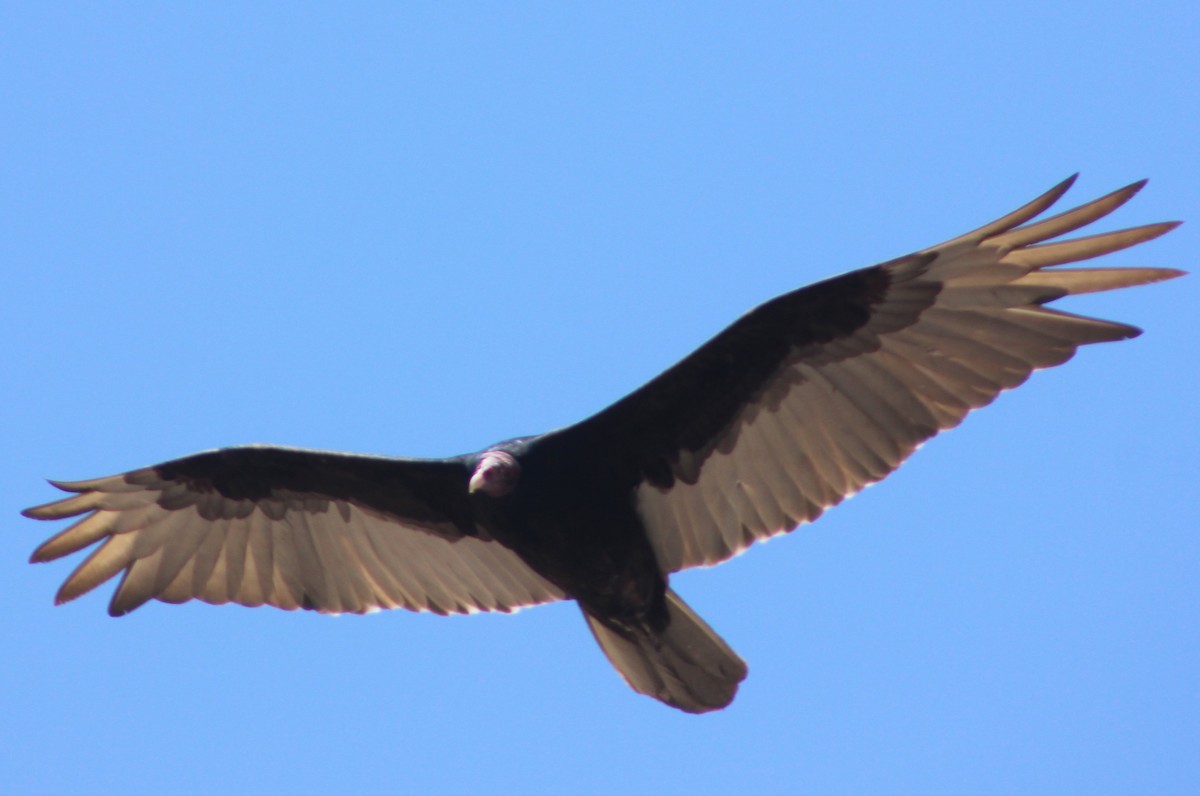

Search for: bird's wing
xmin=25 ymin=446 xmax=565 ymax=616
xmin=538 ymin=177 xmax=1182 ymax=573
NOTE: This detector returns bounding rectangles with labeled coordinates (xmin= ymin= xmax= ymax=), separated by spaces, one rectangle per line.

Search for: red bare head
xmin=468 ymin=450 xmax=520 ymax=497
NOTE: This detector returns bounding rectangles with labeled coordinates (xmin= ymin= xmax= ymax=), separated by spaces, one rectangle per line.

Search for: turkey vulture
xmin=24 ymin=176 xmax=1182 ymax=713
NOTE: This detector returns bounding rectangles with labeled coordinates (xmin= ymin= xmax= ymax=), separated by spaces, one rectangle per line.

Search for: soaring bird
xmin=24 ymin=176 xmax=1182 ymax=713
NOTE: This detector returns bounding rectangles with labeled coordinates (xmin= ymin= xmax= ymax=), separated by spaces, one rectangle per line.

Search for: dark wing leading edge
xmin=24 ymin=446 xmax=564 ymax=616
xmin=535 ymin=176 xmax=1183 ymax=573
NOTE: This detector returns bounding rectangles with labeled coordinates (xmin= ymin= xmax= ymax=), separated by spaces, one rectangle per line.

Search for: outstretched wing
xmin=25 ymin=446 xmax=564 ymax=616
xmin=538 ymin=176 xmax=1183 ymax=573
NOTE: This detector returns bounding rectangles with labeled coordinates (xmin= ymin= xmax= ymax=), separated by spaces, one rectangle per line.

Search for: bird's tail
xmin=582 ymin=588 xmax=748 ymax=713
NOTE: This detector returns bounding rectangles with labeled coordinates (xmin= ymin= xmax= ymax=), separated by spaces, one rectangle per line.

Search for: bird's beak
xmin=468 ymin=470 xmax=486 ymax=494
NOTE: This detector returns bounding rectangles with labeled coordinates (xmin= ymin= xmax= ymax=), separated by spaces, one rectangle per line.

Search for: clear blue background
xmin=2 ymin=4 xmax=1196 ymax=794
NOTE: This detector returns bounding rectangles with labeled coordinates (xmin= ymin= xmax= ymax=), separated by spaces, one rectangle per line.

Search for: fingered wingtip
xmin=48 ymin=478 xmax=98 ymax=493
xmin=1150 ymin=266 xmax=1187 ymax=281
xmin=1140 ymin=220 xmax=1184 ymax=241
xmin=1042 ymin=173 xmax=1079 ymax=206
xmin=22 ymin=504 xmax=55 ymax=520
xmin=107 ymin=602 xmax=133 ymax=618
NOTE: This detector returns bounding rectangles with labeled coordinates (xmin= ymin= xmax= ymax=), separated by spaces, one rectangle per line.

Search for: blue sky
xmin=2 ymin=4 xmax=1196 ymax=794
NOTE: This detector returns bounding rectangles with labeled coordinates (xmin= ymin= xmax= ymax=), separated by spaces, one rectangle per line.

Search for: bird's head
xmin=469 ymin=450 xmax=521 ymax=497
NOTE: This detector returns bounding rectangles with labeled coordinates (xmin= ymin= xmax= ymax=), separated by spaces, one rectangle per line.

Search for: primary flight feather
xmin=25 ymin=176 xmax=1182 ymax=713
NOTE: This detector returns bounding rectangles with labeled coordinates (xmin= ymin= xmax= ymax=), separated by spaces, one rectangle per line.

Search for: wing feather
xmin=31 ymin=510 xmax=119 ymax=562
xmin=929 ymin=174 xmax=1079 ymax=249
xmin=26 ymin=447 xmax=565 ymax=616
xmin=189 ymin=516 xmax=228 ymax=601
xmin=1002 ymin=223 xmax=1178 ymax=268
xmin=57 ymin=533 xmax=138 ymax=605
xmin=778 ymin=399 xmax=851 ymax=500
xmin=111 ymin=546 xmax=168 ymax=616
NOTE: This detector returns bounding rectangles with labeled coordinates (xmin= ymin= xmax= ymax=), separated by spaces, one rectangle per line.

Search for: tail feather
xmin=583 ymin=589 xmax=747 ymax=713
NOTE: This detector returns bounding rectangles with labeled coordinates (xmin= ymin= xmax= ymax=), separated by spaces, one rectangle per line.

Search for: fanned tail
xmin=583 ymin=589 xmax=747 ymax=713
